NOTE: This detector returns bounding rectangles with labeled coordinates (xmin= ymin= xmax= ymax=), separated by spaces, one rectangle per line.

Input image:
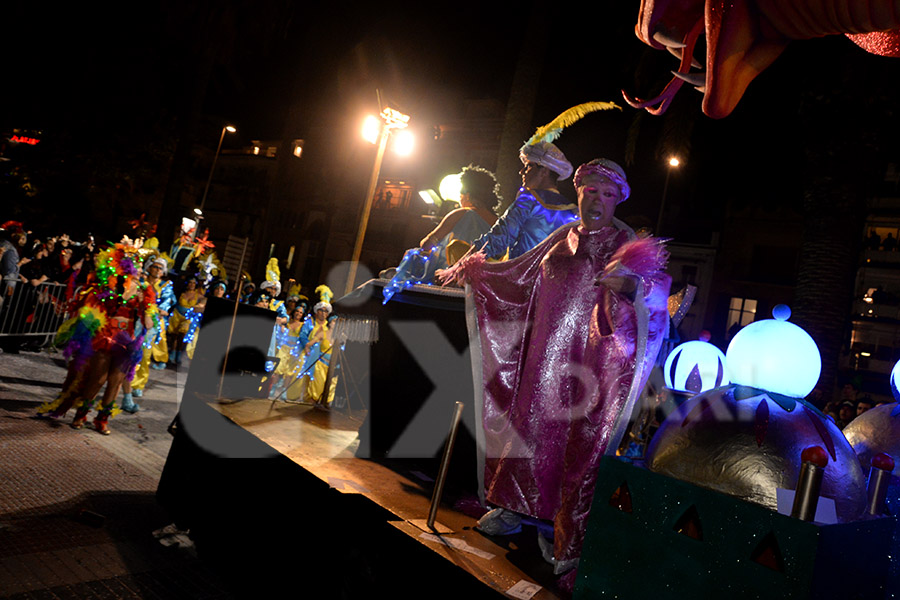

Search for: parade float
xmin=575 ymin=307 xmax=898 ymax=599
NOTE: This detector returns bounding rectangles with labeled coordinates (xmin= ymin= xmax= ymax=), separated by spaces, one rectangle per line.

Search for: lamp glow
xmin=418 ymin=189 xmax=442 ymax=206
xmin=725 ymin=304 xmax=821 ymax=398
xmin=362 ymin=115 xmax=381 ymax=144
xmin=668 ymin=156 xmax=680 ymax=167
xmin=393 ymin=130 xmax=414 ymax=156
xmin=439 ymin=173 xmax=462 ymax=202
xmin=663 ymin=340 xmax=728 ymax=394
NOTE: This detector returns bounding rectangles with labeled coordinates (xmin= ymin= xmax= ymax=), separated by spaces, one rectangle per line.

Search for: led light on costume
xmin=383 ymin=248 xmax=435 ymax=303
xmin=37 ymin=241 xmax=156 ymax=418
xmin=283 ymin=285 xmax=337 ymax=403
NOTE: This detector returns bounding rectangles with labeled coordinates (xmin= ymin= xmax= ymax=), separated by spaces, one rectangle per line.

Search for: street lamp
xmin=655 ymin=155 xmax=681 ymax=236
xmin=191 ymin=125 xmax=236 ymax=245
xmin=345 ymin=106 xmax=411 ymax=295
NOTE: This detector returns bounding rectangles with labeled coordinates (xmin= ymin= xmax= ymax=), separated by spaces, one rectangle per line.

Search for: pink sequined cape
xmin=451 ymin=220 xmax=671 ymax=565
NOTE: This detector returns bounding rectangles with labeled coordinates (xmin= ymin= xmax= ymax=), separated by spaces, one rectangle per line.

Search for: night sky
xmin=3 ymin=1 xmax=899 ymax=239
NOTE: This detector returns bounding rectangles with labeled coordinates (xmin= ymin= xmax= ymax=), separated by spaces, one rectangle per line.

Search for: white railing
xmin=0 ymin=281 xmax=72 ymax=346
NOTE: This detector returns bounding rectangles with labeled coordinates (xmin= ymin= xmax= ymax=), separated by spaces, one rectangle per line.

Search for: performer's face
xmin=520 ymin=161 xmax=548 ymax=189
xmin=577 ymin=175 xmax=621 ymax=230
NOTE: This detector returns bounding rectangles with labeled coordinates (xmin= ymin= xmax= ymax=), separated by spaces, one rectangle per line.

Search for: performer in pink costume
xmin=441 ymin=158 xmax=671 ymax=580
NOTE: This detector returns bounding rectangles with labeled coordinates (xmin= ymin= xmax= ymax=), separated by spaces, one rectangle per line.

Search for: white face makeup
xmin=577 ymin=174 xmax=621 ymax=231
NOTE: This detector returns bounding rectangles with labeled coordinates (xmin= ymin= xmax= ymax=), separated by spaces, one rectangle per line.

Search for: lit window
xmin=727 ymin=297 xmax=757 ymax=333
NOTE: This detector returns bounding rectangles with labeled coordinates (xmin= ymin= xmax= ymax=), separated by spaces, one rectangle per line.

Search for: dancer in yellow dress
xmin=286 ymin=286 xmax=337 ymax=405
xmin=269 ymin=305 xmax=309 ymax=400
xmin=167 ymin=278 xmax=203 ymax=365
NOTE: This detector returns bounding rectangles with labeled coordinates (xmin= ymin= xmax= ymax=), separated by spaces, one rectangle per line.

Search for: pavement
xmin=0 ymin=346 xmax=236 ymax=599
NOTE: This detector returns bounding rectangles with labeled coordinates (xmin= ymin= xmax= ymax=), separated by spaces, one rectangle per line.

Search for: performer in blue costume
xmin=121 ymin=257 xmax=176 ymax=412
xmin=382 ymin=165 xmax=501 ymax=302
xmin=470 ymin=140 xmax=578 ymax=261
xmin=268 ymin=305 xmax=311 ymax=399
xmin=148 ymin=259 xmax=176 ymax=371
xmin=470 ymin=102 xmax=621 ymax=262
xmin=260 ymin=280 xmax=288 ymax=369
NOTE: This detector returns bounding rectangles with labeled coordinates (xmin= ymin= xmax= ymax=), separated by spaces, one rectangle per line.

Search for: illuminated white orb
xmin=439 ymin=173 xmax=462 ymax=202
xmin=663 ymin=340 xmax=728 ymax=394
xmin=725 ymin=304 xmax=821 ymax=398
xmin=890 ymin=359 xmax=900 ymax=402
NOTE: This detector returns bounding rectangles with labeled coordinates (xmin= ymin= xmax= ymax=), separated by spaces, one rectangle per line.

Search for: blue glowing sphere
xmin=725 ymin=305 xmax=821 ymax=398
xmin=663 ymin=341 xmax=729 ymax=394
xmin=890 ymin=359 xmax=900 ymax=402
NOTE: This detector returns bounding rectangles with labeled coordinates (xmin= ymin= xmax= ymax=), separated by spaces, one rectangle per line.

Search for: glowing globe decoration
xmin=663 ymin=340 xmax=729 ymax=394
xmin=725 ymin=304 xmax=821 ymax=398
xmin=890 ymin=358 xmax=900 ymax=402
xmin=439 ymin=173 xmax=462 ymax=203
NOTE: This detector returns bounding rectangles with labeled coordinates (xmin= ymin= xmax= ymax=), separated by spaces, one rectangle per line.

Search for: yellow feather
xmin=315 ymin=285 xmax=334 ymax=304
xmin=527 ymin=101 xmax=622 ymax=146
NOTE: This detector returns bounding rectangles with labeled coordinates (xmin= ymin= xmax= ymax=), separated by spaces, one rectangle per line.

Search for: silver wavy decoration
xmin=646 ymin=385 xmax=867 ymax=523
xmin=842 ymin=402 xmax=900 ymax=475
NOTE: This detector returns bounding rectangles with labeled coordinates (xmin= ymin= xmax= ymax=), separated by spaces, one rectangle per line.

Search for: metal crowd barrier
xmin=0 ymin=281 xmax=72 ymax=347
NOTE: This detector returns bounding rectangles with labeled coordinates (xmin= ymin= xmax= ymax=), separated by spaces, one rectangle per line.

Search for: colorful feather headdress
xmin=525 ymin=101 xmax=621 ymax=147
xmin=520 ymin=101 xmax=621 ymax=180
xmin=314 ymin=284 xmax=334 ymax=314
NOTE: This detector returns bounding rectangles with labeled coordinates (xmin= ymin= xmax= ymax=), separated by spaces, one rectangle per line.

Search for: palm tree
xmin=791 ymin=37 xmax=898 ymax=394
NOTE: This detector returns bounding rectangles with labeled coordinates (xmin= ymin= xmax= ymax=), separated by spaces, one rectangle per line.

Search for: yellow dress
xmin=286 ymin=321 xmax=336 ymax=403
xmin=274 ymin=321 xmax=304 ymax=377
xmin=167 ymin=290 xmax=201 ymax=337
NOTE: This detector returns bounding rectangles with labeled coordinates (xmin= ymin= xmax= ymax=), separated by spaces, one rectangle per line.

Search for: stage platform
xmin=158 ymin=394 xmax=563 ymax=599
xmin=155 ymin=286 xmax=565 ymax=598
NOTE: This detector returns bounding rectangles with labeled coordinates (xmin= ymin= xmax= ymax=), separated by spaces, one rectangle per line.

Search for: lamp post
xmin=345 ymin=106 xmax=410 ymax=295
xmin=655 ymin=155 xmax=680 ymax=236
xmin=190 ymin=125 xmax=236 ymax=245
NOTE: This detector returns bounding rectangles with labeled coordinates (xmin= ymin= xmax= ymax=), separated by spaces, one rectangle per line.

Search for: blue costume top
xmin=156 ymin=281 xmax=176 ymax=325
xmin=275 ymin=316 xmax=312 ymax=358
xmin=382 ymin=208 xmax=494 ymax=303
xmin=270 ymin=299 xmax=289 ymax=321
xmin=429 ymin=208 xmax=494 ymax=275
xmin=470 ymin=187 xmax=578 ymax=260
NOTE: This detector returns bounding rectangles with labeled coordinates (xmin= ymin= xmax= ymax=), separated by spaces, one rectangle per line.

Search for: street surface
xmin=0 ymin=345 xmax=188 ymax=472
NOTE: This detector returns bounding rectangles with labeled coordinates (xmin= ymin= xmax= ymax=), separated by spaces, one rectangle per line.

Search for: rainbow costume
xmin=37 ymin=244 xmax=157 ymax=424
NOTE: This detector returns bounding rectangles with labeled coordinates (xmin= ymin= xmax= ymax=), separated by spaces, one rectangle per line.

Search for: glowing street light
xmin=438 ymin=173 xmax=462 ymax=203
xmin=345 ymin=103 xmax=411 ymax=295
xmin=393 ymin=130 xmax=415 ymax=156
xmin=655 ymin=154 xmax=681 ymax=236
xmin=191 ymin=124 xmax=237 ymax=244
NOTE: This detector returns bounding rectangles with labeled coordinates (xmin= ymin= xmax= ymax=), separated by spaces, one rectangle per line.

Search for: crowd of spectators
xmin=823 ymin=382 xmax=887 ymax=429
xmin=0 ymin=222 xmax=97 ymax=352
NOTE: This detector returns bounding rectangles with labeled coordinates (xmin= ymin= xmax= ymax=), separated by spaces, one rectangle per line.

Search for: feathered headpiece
xmin=266 ymin=258 xmax=280 ymax=283
xmin=314 ymin=284 xmax=334 ymax=315
xmin=519 ymin=102 xmax=622 ymax=180
xmin=93 ymin=240 xmax=145 ymax=298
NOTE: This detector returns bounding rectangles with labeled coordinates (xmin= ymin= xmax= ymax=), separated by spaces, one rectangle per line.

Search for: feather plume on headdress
xmin=315 ymin=285 xmax=334 ymax=304
xmin=266 ymin=258 xmax=280 ymax=283
xmin=526 ymin=101 xmax=621 ymax=146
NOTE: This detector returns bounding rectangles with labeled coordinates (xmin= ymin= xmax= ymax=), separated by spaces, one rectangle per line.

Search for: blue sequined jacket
xmin=470 ymin=187 xmax=579 ymax=260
